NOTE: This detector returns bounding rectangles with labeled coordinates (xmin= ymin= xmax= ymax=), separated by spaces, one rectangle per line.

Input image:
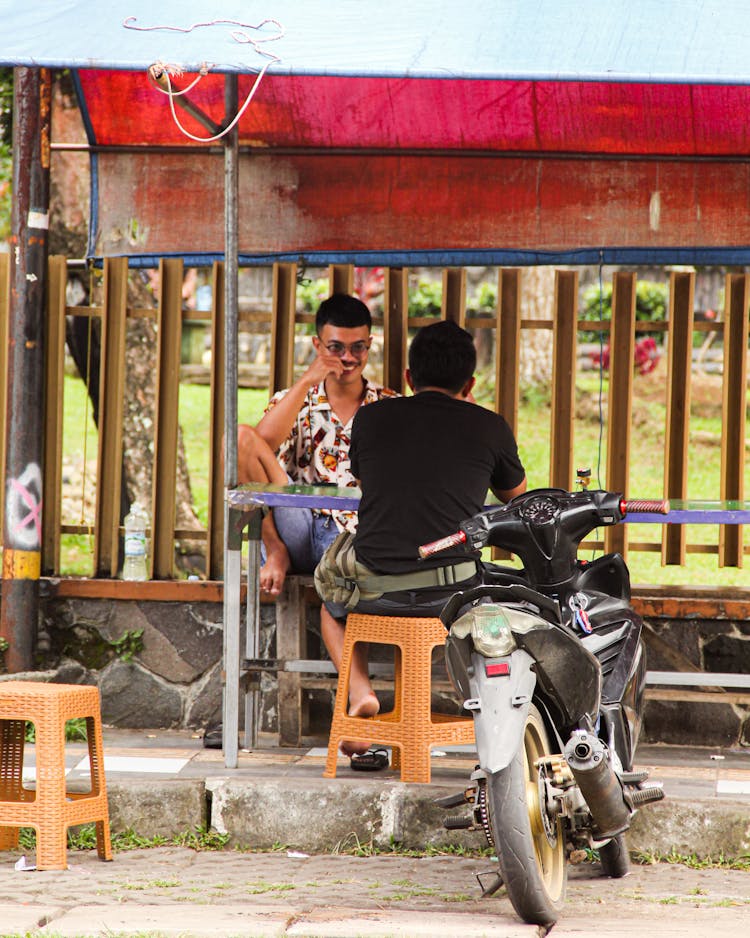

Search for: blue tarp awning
xmin=6 ymin=1 xmax=750 ymax=264
xmin=4 ymin=0 xmax=750 ymax=85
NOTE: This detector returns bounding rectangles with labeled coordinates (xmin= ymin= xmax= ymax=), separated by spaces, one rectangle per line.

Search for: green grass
xmin=17 ymin=824 xmax=230 ymax=852
xmin=500 ymin=372 xmax=750 ymax=589
xmin=23 ymin=717 xmax=87 ymax=743
xmin=55 ymin=370 xmax=748 ymax=588
xmin=178 ymin=384 xmax=265 ymax=527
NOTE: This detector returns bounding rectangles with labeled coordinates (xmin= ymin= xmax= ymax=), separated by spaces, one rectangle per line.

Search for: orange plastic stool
xmin=324 ymin=614 xmax=474 ymax=783
xmin=0 ymin=681 xmax=112 ymax=869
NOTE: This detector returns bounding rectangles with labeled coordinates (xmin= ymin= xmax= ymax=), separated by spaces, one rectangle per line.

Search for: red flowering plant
xmin=583 ymin=280 xmax=666 ymax=375
xmin=591 ymin=336 xmax=660 ymax=375
xmin=354 ymin=267 xmax=385 ymax=309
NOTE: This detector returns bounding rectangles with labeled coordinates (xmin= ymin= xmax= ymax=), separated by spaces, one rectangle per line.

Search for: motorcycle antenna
xmin=595 ymin=250 xmax=606 ymax=490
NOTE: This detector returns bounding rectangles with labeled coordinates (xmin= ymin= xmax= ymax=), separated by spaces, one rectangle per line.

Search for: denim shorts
xmin=264 ymin=507 xmax=340 ymax=574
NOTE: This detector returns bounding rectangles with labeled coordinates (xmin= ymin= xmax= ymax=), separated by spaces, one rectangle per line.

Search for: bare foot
xmin=340 ymin=739 xmax=371 ymax=757
xmin=349 ymin=692 xmax=380 ymax=719
xmin=340 ymin=693 xmax=380 ymax=756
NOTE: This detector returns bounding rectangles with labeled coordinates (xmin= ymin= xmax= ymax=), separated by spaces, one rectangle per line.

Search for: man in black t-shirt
xmin=317 ymin=320 xmax=526 ymax=755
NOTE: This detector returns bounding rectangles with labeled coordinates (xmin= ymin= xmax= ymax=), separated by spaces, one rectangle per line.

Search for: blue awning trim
xmin=87 ymin=154 xmax=99 ymax=261
xmin=88 ymin=246 xmax=750 ymax=269
xmin=71 ymin=71 xmax=97 ymax=146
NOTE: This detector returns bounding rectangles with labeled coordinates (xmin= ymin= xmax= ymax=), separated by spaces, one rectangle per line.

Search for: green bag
xmin=314 ymin=531 xmax=384 ymax=610
xmin=314 ymin=531 xmax=478 ymax=611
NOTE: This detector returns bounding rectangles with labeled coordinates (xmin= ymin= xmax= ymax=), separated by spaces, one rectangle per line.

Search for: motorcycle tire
xmin=598 ymin=834 xmax=630 ymax=878
xmin=485 ymin=703 xmax=566 ymax=926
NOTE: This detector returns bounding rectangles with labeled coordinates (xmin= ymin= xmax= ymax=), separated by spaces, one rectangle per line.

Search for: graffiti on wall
xmin=5 ymin=462 xmax=42 ymax=551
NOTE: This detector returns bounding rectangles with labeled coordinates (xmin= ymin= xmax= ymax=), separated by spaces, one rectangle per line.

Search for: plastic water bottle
xmin=122 ymin=502 xmax=149 ymax=581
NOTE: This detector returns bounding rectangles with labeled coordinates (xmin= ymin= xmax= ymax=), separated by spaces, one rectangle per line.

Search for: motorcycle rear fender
xmin=468 ymin=647 xmax=537 ymax=774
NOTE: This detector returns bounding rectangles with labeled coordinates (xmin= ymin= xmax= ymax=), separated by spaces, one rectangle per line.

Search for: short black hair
xmin=408 ymin=320 xmax=476 ymax=394
xmin=316 ymin=293 xmax=372 ymax=332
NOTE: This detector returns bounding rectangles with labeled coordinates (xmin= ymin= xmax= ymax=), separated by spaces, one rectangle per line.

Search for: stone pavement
xmin=1 ymin=844 xmax=749 ymax=937
xmin=0 ymin=728 xmax=749 ymax=936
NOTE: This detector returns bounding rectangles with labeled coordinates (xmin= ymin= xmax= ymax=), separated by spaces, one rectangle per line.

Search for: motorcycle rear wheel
xmin=486 ymin=703 xmax=566 ymax=926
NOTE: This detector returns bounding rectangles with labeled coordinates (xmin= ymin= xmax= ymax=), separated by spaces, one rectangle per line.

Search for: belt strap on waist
xmin=335 ymin=559 xmax=477 ymax=597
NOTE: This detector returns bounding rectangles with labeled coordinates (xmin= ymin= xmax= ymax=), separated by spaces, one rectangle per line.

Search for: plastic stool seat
xmin=324 ymin=614 xmax=474 ymax=783
xmin=0 ymin=681 xmax=112 ymax=870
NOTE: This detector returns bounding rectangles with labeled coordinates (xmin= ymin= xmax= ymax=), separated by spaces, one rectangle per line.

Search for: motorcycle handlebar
xmin=417 ymin=492 xmax=670 ymax=562
xmin=418 ymin=530 xmax=467 ymax=558
xmin=620 ymin=498 xmax=670 ymax=515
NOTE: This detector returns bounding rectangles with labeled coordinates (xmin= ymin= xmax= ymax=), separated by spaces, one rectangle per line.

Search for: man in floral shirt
xmin=237 ymin=294 xmax=397 ymax=596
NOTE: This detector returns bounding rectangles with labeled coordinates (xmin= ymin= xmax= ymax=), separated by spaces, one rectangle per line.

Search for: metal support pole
xmin=1 ymin=67 xmax=51 ymax=672
xmin=244 ymin=508 xmax=262 ymax=750
xmin=222 ymin=74 xmax=240 ymax=766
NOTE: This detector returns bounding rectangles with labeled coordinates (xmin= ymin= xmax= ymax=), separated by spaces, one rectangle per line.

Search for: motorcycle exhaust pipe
xmin=564 ymin=731 xmax=632 ymax=838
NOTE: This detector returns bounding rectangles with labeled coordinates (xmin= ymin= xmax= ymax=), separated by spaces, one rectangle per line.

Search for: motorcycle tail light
xmin=486 ymin=661 xmax=511 ymax=677
xmin=449 ymin=602 xmax=545 ymax=656
xmin=469 ymin=604 xmax=516 ymax=657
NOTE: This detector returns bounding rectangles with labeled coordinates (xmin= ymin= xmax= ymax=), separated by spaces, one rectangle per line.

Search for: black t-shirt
xmin=350 ymin=391 xmax=525 ymax=574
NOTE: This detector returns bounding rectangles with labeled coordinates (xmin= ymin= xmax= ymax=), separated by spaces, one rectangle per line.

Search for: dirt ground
xmin=1 ymin=846 xmax=748 ymax=936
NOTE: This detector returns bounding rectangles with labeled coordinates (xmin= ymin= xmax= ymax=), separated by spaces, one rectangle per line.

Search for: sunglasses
xmin=322 ymin=340 xmax=370 ymax=358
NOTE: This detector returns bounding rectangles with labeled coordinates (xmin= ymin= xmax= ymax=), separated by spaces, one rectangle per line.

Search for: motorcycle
xmin=419 ymin=486 xmax=667 ymax=927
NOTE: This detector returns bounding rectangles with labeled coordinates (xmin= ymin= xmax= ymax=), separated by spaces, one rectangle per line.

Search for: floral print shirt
xmin=265 ymin=380 xmax=399 ymax=533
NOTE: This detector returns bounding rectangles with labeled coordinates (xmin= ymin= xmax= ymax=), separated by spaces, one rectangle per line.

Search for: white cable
xmin=150 ymin=62 xmax=273 ymax=143
xmin=123 ymin=16 xmax=285 ymax=143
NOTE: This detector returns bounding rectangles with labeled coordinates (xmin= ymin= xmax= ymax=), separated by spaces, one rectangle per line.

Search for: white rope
xmin=122 ymin=16 xmax=285 ymax=143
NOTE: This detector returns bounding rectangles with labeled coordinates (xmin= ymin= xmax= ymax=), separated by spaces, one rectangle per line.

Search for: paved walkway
xmin=1 ymin=729 xmax=749 ymax=936
xmin=2 ymin=843 xmax=749 ymax=936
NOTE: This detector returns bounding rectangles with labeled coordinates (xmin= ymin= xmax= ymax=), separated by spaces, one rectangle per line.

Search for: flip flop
xmin=350 ymin=747 xmax=389 ymax=771
xmin=202 ymin=724 xmax=223 ymax=749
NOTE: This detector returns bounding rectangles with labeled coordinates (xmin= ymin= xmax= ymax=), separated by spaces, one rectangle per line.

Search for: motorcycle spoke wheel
xmin=486 ymin=703 xmax=567 ymax=926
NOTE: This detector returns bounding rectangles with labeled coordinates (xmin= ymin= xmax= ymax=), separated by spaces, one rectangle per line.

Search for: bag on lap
xmin=314 ymin=530 xmax=479 ymax=611
xmin=314 ymin=531 xmax=384 ymax=609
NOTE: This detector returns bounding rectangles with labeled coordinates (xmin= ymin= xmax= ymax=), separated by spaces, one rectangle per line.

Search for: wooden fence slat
xmin=0 ymin=253 xmax=8 ymax=545
xmin=719 ymin=273 xmax=748 ymax=567
xmin=662 ymin=271 xmax=695 ymax=565
xmin=550 ymin=269 xmax=579 ymax=490
xmin=41 ymin=256 xmax=68 ymax=574
xmin=270 ymin=263 xmax=297 ymax=395
xmin=604 ymin=272 xmax=636 ymax=559
xmin=383 ymin=268 xmax=409 ymax=394
xmin=94 ymin=257 xmax=129 ymax=577
xmin=3 ymin=259 xmax=744 ymax=580
xmin=495 ymin=269 xmax=521 ymax=433
xmin=328 ymin=264 xmax=354 ymax=296
xmin=442 ymin=268 xmax=466 ymax=326
xmin=150 ymin=258 xmax=183 ymax=579
xmin=491 ymin=268 xmax=522 ymax=562
xmin=207 ymin=261 xmax=225 ymax=580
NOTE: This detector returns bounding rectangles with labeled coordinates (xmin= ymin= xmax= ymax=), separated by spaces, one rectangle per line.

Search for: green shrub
xmin=581 ymin=280 xmax=668 ymax=342
xmin=409 ymin=279 xmax=442 ymax=316
xmin=468 ymin=281 xmax=497 ymax=312
xmin=297 ymin=277 xmax=329 ymax=313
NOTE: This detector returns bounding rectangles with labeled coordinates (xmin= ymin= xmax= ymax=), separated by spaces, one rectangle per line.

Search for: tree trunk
xmin=519 ymin=266 xmax=556 ymax=388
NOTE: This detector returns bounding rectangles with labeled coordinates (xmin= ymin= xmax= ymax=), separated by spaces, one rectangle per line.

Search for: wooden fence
xmin=0 ymin=257 xmax=747 ymax=582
